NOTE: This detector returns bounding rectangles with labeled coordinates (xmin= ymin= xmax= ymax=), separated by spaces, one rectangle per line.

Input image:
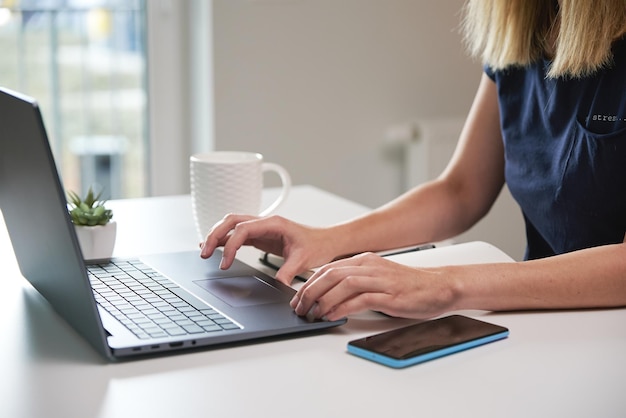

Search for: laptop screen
xmin=0 ymin=87 xmax=110 ymax=358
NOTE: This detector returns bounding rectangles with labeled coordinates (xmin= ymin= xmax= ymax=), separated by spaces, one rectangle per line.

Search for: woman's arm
xmin=450 ymin=239 xmax=626 ymax=312
xmin=327 ymin=73 xmax=506 ymax=257
xmin=292 ymin=238 xmax=626 ymax=321
xmin=290 ymin=74 xmax=626 ymax=319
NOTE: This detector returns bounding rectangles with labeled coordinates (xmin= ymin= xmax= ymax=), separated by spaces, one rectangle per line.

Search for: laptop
xmin=0 ymin=87 xmax=346 ymax=361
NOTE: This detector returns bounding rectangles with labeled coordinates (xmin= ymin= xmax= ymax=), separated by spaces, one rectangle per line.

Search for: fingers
xmin=218 ymin=215 xmax=288 ymax=269
xmin=291 ymin=253 xmax=391 ymax=319
xmin=274 ymin=258 xmax=304 ymax=286
xmin=200 ymin=213 xmax=354 ymax=304
xmin=320 ymin=292 xmax=392 ymax=321
xmin=293 ymin=268 xmax=387 ymax=320
xmin=199 ymin=214 xmax=258 ymax=259
xmin=199 ymin=214 xmax=305 ymax=282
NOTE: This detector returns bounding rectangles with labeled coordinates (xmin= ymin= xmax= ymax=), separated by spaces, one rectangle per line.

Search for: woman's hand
xmin=200 ymin=214 xmax=339 ymax=285
xmin=290 ymin=252 xmax=459 ymax=321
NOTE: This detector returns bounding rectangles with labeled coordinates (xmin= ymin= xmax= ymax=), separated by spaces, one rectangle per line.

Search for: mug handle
xmin=259 ymin=162 xmax=291 ymax=217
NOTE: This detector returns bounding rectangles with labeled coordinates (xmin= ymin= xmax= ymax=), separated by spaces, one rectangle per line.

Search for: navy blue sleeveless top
xmin=485 ymin=36 xmax=626 ymax=260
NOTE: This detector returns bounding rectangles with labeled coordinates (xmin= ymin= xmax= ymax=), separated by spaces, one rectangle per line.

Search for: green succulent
xmin=67 ymin=187 xmax=113 ymax=226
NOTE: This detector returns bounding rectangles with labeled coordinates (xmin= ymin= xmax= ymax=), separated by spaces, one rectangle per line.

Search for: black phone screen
xmin=348 ymin=315 xmax=508 ymax=360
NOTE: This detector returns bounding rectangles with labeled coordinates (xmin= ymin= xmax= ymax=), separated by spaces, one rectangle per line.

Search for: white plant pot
xmin=74 ymin=221 xmax=117 ymax=262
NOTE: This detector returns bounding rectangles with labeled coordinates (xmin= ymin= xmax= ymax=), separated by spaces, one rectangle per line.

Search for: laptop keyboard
xmin=88 ymin=259 xmax=241 ymax=340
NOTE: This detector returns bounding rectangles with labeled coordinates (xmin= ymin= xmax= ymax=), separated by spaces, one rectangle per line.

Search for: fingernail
xmin=294 ymin=301 xmax=307 ymax=316
xmin=305 ymin=302 xmax=319 ymax=322
xmin=289 ymin=295 xmax=299 ymax=308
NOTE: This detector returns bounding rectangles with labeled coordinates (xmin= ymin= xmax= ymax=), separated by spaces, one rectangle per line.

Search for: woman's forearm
xmin=448 ymin=242 xmax=626 ymax=312
xmin=324 ymin=177 xmax=492 ymax=259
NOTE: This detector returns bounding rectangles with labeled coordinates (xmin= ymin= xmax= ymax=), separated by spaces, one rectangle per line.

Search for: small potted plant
xmin=67 ymin=186 xmax=116 ymax=261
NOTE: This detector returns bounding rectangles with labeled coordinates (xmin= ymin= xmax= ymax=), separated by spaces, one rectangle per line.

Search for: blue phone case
xmin=347 ymin=315 xmax=509 ymax=369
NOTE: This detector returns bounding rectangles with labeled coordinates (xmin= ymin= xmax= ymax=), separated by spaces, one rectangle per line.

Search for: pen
xmin=260 ymin=252 xmax=284 ymax=272
xmin=375 ymin=244 xmax=436 ymax=257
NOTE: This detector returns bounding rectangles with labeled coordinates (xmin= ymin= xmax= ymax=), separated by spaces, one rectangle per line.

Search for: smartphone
xmin=347 ymin=315 xmax=509 ymax=368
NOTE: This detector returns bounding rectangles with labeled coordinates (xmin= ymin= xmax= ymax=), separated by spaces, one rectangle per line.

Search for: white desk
xmin=1 ymin=185 xmax=624 ymax=418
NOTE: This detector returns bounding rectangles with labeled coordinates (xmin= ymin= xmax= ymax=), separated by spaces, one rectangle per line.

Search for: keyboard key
xmin=202 ymin=324 xmax=223 ymax=332
xmin=181 ymin=324 xmax=204 ymax=334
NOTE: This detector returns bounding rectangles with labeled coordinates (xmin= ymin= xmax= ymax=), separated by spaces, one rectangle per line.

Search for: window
xmin=0 ymin=0 xmax=148 ymax=199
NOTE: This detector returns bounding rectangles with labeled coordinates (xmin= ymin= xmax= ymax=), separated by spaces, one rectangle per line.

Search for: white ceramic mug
xmin=190 ymin=151 xmax=291 ymax=240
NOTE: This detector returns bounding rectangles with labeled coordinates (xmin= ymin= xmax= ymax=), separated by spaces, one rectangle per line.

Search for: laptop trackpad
xmin=194 ymin=276 xmax=292 ymax=307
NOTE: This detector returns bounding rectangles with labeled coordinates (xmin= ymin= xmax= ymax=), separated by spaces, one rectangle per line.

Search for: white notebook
xmin=383 ymin=241 xmax=514 ymax=267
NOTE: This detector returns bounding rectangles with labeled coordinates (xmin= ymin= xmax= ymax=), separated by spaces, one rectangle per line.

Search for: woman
xmin=200 ymin=0 xmax=626 ymax=321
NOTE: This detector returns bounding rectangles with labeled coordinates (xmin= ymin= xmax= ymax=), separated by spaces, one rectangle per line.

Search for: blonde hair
xmin=462 ymin=0 xmax=626 ymax=78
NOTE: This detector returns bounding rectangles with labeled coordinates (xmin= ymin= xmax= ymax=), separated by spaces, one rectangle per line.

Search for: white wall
xmin=147 ymin=0 xmax=191 ymax=196
xmin=212 ymin=0 xmax=480 ymax=207
xmin=147 ymin=0 xmax=213 ymax=196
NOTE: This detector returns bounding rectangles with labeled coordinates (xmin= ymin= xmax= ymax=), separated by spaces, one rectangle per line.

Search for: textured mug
xmin=190 ymin=151 xmax=291 ymax=240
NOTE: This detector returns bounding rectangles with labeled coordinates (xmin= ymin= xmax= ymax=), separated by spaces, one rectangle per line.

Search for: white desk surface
xmin=1 ymin=185 xmax=624 ymax=418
